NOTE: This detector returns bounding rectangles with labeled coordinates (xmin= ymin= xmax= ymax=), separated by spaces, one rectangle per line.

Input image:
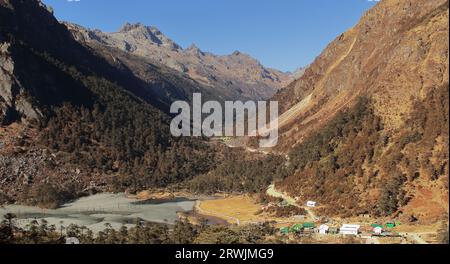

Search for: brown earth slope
xmin=275 ymin=0 xmax=449 ymax=151
xmin=275 ymin=0 xmax=449 ymax=223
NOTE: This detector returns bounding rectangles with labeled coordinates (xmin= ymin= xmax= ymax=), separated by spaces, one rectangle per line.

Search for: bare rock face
xmin=118 ymin=22 xmax=182 ymax=51
xmin=0 ymin=43 xmax=15 ymax=121
xmin=66 ymin=22 xmax=291 ymax=101
xmin=0 ymin=42 xmax=41 ymax=125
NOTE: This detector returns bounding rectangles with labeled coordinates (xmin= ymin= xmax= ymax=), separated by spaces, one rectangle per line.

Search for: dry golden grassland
xmin=196 ymin=195 xmax=307 ymax=226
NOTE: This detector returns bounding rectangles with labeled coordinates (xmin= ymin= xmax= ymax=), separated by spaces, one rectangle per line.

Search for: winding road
xmin=266 ymin=184 xmax=318 ymax=221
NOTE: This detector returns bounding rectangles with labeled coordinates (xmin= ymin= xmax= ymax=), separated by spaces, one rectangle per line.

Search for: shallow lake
xmin=0 ymin=193 xmax=196 ymax=233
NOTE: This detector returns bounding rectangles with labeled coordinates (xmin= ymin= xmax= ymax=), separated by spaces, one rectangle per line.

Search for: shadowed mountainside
xmin=65 ymin=22 xmax=291 ymax=102
xmin=0 ymin=0 xmax=218 ymax=205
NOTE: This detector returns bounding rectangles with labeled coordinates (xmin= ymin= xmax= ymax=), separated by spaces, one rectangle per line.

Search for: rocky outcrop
xmin=0 ymin=142 xmax=108 ymax=202
xmin=0 ymin=42 xmax=41 ymax=125
xmin=66 ymin=22 xmax=291 ymax=101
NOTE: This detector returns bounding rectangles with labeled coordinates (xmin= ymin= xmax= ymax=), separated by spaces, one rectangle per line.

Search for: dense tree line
xmin=187 ymin=154 xmax=288 ymax=194
xmin=0 ymin=214 xmax=276 ymax=244
xmin=27 ymin=183 xmax=77 ymax=209
xmin=376 ymin=84 xmax=449 ymax=216
xmin=260 ymin=205 xmax=307 ymax=218
xmin=29 ymin=48 xmax=216 ymax=198
xmin=282 ymin=97 xmax=385 ymax=216
xmin=280 ymin=85 xmax=449 ymax=218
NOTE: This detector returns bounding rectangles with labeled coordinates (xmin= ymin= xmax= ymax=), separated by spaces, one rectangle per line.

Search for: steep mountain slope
xmin=65 ymin=22 xmax=290 ymax=101
xmin=65 ymin=23 xmax=222 ymax=109
xmin=0 ymin=0 xmax=215 ymax=205
xmin=274 ymin=0 xmax=449 ymax=223
xmin=274 ymin=0 xmax=449 ymax=150
xmin=0 ymin=1 xmax=218 ymax=117
xmin=288 ymin=66 xmax=309 ymax=83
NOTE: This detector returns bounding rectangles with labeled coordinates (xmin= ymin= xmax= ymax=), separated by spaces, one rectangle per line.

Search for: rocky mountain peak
xmin=232 ymin=50 xmax=243 ymax=56
xmin=116 ymin=22 xmax=180 ymax=50
xmin=66 ymin=22 xmax=291 ymax=101
xmin=186 ymin=43 xmax=199 ymax=51
xmin=185 ymin=43 xmax=204 ymax=56
xmin=119 ymin=22 xmax=144 ymax=32
xmin=230 ymin=50 xmax=255 ymax=62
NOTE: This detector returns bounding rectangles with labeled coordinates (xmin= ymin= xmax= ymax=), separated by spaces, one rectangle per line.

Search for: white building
xmin=306 ymin=201 xmax=317 ymax=207
xmin=65 ymin=237 xmax=80 ymax=244
xmin=319 ymin=224 xmax=329 ymax=234
xmin=339 ymin=224 xmax=360 ymax=235
xmin=373 ymin=226 xmax=383 ymax=235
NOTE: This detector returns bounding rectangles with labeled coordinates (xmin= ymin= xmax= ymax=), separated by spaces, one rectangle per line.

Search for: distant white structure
xmin=373 ymin=226 xmax=383 ymax=235
xmin=319 ymin=224 xmax=329 ymax=234
xmin=339 ymin=224 xmax=360 ymax=235
xmin=65 ymin=237 xmax=80 ymax=244
xmin=306 ymin=201 xmax=317 ymax=207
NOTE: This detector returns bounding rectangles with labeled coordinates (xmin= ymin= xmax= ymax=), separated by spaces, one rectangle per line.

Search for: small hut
xmin=303 ymin=222 xmax=316 ymax=229
xmin=386 ymin=222 xmax=396 ymax=229
xmin=280 ymin=227 xmax=290 ymax=235
xmin=306 ymin=201 xmax=317 ymax=207
xmin=291 ymin=224 xmax=303 ymax=233
xmin=371 ymin=223 xmax=383 ymax=228
xmin=373 ymin=226 xmax=383 ymax=235
xmin=65 ymin=237 xmax=80 ymax=245
xmin=339 ymin=224 xmax=360 ymax=235
xmin=319 ymin=224 xmax=329 ymax=234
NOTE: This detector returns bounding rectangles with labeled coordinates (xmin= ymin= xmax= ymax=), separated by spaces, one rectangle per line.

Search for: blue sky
xmin=42 ymin=0 xmax=378 ymax=72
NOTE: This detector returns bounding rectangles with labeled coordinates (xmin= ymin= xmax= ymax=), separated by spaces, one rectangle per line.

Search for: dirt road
xmin=266 ymin=184 xmax=317 ymax=221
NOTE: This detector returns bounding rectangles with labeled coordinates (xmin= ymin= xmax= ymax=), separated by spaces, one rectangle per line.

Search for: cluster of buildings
xmin=280 ymin=222 xmax=399 ymax=237
xmin=273 ymin=199 xmax=400 ymax=238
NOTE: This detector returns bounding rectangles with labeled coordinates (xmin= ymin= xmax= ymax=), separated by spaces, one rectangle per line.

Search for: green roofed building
xmin=291 ymin=224 xmax=303 ymax=233
xmin=303 ymin=222 xmax=315 ymax=229
xmin=386 ymin=223 xmax=396 ymax=229
xmin=371 ymin=224 xmax=383 ymax=228
xmin=280 ymin=227 xmax=290 ymax=235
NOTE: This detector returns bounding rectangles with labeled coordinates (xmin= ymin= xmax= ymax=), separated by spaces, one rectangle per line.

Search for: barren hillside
xmin=274 ymin=0 xmax=449 ymax=223
xmin=274 ymin=0 xmax=449 ymax=150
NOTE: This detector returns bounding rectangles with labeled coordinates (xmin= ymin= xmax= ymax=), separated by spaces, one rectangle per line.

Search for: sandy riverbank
xmin=0 ymin=193 xmax=196 ymax=233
